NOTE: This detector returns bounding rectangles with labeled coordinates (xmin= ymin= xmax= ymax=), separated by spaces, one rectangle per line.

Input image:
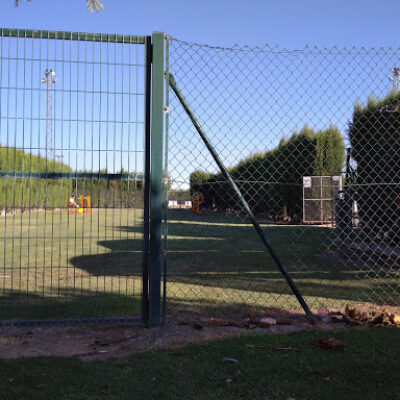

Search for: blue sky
xmin=1 ymin=0 xmax=400 ymax=49
xmin=1 ymin=0 xmax=400 ymax=185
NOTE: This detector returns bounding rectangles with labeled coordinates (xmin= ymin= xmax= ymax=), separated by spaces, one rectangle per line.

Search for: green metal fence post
xmin=162 ymin=36 xmax=170 ymax=323
xmin=148 ymin=32 xmax=164 ymax=326
xmin=141 ymin=35 xmax=152 ymax=324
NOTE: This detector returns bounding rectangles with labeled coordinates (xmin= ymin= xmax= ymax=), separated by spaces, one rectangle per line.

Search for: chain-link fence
xmin=165 ymin=38 xmax=400 ymax=316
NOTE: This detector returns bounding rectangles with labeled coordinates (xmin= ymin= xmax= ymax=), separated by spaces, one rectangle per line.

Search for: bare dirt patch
xmin=0 ymin=308 xmax=347 ymax=361
xmin=0 ymin=305 xmax=398 ymax=361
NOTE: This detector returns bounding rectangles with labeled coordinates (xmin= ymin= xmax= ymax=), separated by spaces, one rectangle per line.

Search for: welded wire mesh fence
xmin=166 ymin=38 xmax=400 ymax=315
xmin=0 ymin=29 xmax=147 ymax=322
xmin=2 ymin=30 xmax=400 ymax=324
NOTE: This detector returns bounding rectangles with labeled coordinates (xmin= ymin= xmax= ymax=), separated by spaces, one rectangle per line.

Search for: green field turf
xmin=0 ymin=208 xmax=398 ymax=320
xmin=166 ymin=210 xmax=399 ymax=314
xmin=0 ymin=208 xmax=143 ymax=320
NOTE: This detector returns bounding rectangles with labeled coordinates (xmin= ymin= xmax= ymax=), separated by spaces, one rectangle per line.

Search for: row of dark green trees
xmin=0 ymin=145 xmax=143 ymax=210
xmin=348 ymin=91 xmax=400 ymax=231
xmin=191 ymin=91 xmax=400 ymax=228
xmin=190 ymin=126 xmax=345 ymax=221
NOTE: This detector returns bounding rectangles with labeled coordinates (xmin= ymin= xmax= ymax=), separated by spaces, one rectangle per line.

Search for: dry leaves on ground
xmin=331 ymin=306 xmax=400 ymax=327
xmin=313 ymin=337 xmax=345 ymax=350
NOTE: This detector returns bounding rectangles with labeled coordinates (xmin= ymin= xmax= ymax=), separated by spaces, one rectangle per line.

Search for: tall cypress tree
xmin=190 ymin=126 xmax=344 ymax=220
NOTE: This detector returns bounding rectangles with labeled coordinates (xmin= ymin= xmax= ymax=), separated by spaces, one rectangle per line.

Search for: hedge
xmin=190 ymin=126 xmax=345 ymax=220
xmin=0 ymin=145 xmax=143 ymax=210
xmin=348 ymin=91 xmax=400 ymax=231
xmin=0 ymin=145 xmax=72 ymax=209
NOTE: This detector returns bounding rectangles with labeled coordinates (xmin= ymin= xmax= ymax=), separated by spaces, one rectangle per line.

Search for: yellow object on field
xmin=66 ymin=195 xmax=91 ymax=214
xmin=191 ymin=191 xmax=204 ymax=214
xmin=79 ymin=195 xmax=91 ymax=214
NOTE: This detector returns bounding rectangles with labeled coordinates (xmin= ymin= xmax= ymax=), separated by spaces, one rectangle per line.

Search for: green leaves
xmin=14 ymin=0 xmax=104 ymax=12
xmin=86 ymin=0 xmax=104 ymax=13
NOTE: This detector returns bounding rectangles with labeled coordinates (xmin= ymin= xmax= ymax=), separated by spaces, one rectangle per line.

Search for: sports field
xmin=0 ymin=208 xmax=397 ymax=320
xmin=0 ymin=208 xmax=143 ymax=320
xmin=165 ymin=210 xmax=398 ymax=314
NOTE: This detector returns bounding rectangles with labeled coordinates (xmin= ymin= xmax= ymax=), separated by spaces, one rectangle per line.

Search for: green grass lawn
xmin=0 ymin=327 xmax=399 ymax=399
xmin=1 ymin=208 xmax=399 ymax=320
xmin=165 ymin=210 xmax=400 ymax=314
xmin=0 ymin=208 xmax=143 ymax=320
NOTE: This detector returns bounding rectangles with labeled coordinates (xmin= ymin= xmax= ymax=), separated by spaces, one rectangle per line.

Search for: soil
xmin=0 ymin=304 xmax=397 ymax=361
xmin=0 ymin=308 xmax=343 ymax=361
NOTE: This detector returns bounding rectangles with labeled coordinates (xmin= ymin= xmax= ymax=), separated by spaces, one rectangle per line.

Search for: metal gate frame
xmin=0 ymin=29 xmax=166 ymax=327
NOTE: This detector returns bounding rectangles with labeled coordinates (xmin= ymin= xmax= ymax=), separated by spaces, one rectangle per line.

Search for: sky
xmin=1 ymin=0 xmax=400 ymax=50
xmin=1 ymin=0 xmax=400 ymax=186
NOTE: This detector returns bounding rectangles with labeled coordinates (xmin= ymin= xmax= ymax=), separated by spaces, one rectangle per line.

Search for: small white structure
xmin=303 ymin=175 xmax=342 ymax=224
xmin=168 ymin=200 xmax=192 ymax=209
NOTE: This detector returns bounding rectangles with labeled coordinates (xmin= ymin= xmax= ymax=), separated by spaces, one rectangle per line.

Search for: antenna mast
xmin=41 ymin=69 xmax=56 ymax=160
xmin=389 ymin=68 xmax=400 ymax=93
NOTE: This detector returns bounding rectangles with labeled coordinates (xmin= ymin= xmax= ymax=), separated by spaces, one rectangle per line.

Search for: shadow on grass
xmin=8 ymin=210 xmax=394 ymax=320
xmin=1 ymin=328 xmax=399 ymax=400
xmin=1 ymin=287 xmax=307 ymax=321
xmin=66 ymin=210 xmax=400 ymax=308
xmin=0 ymin=288 xmax=142 ymax=321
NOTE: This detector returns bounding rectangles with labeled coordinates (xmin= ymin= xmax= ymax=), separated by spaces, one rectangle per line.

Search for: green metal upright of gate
xmin=0 ymin=29 xmax=166 ymax=326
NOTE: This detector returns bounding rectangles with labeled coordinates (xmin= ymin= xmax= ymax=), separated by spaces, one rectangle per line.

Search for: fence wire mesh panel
xmin=0 ymin=29 xmax=147 ymax=323
xmin=166 ymin=38 xmax=400 ymax=316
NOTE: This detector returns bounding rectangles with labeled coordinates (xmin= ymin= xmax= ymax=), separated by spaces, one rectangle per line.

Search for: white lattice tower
xmin=41 ymin=69 xmax=56 ymax=160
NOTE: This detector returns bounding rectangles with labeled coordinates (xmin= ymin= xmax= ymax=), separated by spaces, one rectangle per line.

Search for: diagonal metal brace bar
xmin=168 ymin=73 xmax=313 ymax=319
